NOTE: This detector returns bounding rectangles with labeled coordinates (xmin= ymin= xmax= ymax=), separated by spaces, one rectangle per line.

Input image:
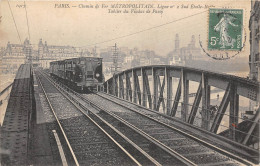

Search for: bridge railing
xmin=102 ymin=65 xmax=260 ymax=149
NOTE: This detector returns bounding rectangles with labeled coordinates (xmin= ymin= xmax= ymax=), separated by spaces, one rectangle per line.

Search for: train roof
xmin=50 ymin=57 xmax=102 ymax=64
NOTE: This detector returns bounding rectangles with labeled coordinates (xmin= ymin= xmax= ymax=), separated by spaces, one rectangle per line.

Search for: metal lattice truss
xmin=104 ymin=65 xmax=260 ymax=145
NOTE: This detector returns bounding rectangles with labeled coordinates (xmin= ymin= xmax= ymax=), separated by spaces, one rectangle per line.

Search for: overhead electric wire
xmin=79 ymin=10 xmax=208 ymax=48
xmin=24 ymin=1 xmax=31 ymax=40
xmin=7 ymin=0 xmax=22 ymax=44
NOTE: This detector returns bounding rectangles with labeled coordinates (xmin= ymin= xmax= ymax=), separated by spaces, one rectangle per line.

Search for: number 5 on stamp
xmin=208 ymin=8 xmax=243 ymax=51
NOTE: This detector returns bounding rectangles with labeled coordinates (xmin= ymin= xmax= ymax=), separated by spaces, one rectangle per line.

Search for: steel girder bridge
xmin=103 ymin=65 xmax=260 ymax=148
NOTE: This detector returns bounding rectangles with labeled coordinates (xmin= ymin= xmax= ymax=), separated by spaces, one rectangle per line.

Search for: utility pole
xmin=111 ymin=43 xmax=120 ymax=74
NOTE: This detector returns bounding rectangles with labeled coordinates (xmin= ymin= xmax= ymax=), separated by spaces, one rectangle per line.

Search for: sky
xmin=0 ymin=0 xmax=251 ymax=58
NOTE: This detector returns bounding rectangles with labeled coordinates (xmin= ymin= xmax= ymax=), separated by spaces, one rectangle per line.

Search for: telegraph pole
xmin=111 ymin=43 xmax=120 ymax=74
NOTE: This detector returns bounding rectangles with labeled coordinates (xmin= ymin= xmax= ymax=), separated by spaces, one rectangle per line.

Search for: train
xmin=49 ymin=57 xmax=104 ymax=93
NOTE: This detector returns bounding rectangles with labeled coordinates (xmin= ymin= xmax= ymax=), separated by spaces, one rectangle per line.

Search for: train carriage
xmin=50 ymin=57 xmax=103 ymax=93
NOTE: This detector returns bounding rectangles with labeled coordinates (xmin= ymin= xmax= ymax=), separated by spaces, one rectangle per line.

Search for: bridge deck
xmin=0 ymin=67 xmax=258 ymax=165
xmin=0 ymin=64 xmax=34 ymax=165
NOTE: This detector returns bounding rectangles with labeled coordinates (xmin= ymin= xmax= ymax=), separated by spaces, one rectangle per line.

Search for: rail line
xmin=36 ymin=73 xmax=80 ymax=166
xmin=39 ymin=70 xmax=255 ymax=165
xmin=94 ymin=92 xmax=256 ymax=166
xmin=38 ymin=70 xmax=199 ymax=165
xmin=36 ymin=70 xmax=167 ymax=166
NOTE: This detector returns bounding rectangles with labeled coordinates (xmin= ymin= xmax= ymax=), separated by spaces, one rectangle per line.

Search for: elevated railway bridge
xmin=104 ymin=65 xmax=259 ymax=147
xmin=0 ymin=64 xmax=259 ymax=165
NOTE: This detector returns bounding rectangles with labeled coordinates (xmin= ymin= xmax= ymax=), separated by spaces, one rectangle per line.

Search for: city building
xmin=168 ymin=34 xmax=204 ymax=66
xmin=249 ymin=0 xmax=260 ymax=81
xmin=37 ymin=39 xmax=83 ymax=68
xmin=0 ymin=39 xmax=91 ymax=73
xmin=248 ymin=0 xmax=260 ymax=112
xmin=0 ymin=39 xmax=30 ymax=74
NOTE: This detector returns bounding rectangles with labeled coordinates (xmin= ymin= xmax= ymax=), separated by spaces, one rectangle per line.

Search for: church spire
xmin=175 ymin=34 xmax=180 ymax=50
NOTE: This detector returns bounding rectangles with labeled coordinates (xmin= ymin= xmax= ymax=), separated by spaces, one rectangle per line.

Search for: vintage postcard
xmin=0 ymin=0 xmax=259 ymax=165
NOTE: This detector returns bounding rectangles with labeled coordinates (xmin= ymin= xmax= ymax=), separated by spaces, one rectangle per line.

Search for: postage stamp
xmin=208 ymin=8 xmax=243 ymax=51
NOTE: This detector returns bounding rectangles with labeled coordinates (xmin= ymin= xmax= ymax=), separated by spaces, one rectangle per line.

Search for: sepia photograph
xmin=0 ymin=0 xmax=259 ymax=165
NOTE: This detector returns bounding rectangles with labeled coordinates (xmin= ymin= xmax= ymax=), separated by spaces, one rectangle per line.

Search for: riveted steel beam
xmin=125 ymin=73 xmax=132 ymax=102
xmin=159 ymin=75 xmax=166 ymax=112
xmin=188 ymin=81 xmax=202 ymax=124
xmin=201 ymin=73 xmax=210 ymax=130
xmin=210 ymin=82 xmax=231 ymax=133
xmin=142 ymin=68 xmax=146 ymax=107
xmin=229 ymin=83 xmax=239 ymax=141
xmin=133 ymin=71 xmax=141 ymax=105
xmin=115 ymin=75 xmax=118 ymax=97
xmin=170 ymin=78 xmax=182 ymax=117
xmin=119 ymin=75 xmax=124 ymax=99
xmin=105 ymin=81 xmax=108 ymax=93
xmin=153 ymin=68 xmax=158 ymax=110
xmin=104 ymin=65 xmax=258 ymax=102
xmin=181 ymin=69 xmax=189 ymax=122
xmin=156 ymin=75 xmax=166 ymax=112
xmin=112 ymin=75 xmax=116 ymax=96
xmin=242 ymin=107 xmax=260 ymax=145
xmin=166 ymin=69 xmax=173 ymax=115
xmin=142 ymin=69 xmax=152 ymax=108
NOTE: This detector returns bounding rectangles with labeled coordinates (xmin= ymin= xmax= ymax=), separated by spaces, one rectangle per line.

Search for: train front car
xmin=50 ymin=57 xmax=103 ymax=93
xmin=63 ymin=57 xmax=103 ymax=93
xmin=83 ymin=57 xmax=103 ymax=92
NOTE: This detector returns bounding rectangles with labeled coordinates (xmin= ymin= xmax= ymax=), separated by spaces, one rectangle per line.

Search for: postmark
xmin=208 ymin=8 xmax=243 ymax=51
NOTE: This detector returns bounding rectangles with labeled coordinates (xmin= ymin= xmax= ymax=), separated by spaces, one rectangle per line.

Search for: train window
xmin=87 ymin=75 xmax=93 ymax=78
xmin=80 ymin=61 xmax=85 ymax=65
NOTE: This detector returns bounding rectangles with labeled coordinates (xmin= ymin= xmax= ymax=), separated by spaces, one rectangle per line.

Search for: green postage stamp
xmin=208 ymin=8 xmax=243 ymax=51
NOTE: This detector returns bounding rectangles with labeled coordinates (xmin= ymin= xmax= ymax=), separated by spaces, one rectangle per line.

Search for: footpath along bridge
xmin=0 ymin=64 xmax=259 ymax=165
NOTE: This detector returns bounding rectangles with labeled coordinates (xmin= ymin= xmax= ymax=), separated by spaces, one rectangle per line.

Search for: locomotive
xmin=50 ymin=57 xmax=103 ymax=93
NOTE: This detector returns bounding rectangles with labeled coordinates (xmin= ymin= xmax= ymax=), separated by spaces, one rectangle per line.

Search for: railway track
xmin=39 ymin=70 xmax=256 ymax=166
xmin=38 ymin=70 xmax=200 ymax=165
xmin=36 ymin=70 xmax=169 ymax=166
xmin=82 ymin=96 xmax=255 ymax=165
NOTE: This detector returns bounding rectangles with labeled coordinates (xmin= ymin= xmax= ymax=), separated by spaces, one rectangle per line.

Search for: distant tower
xmin=6 ymin=42 xmax=11 ymax=54
xmin=175 ymin=34 xmax=180 ymax=50
xmin=38 ymin=39 xmax=44 ymax=58
xmin=23 ymin=38 xmax=32 ymax=64
xmin=190 ymin=35 xmax=196 ymax=48
xmin=92 ymin=46 xmax=98 ymax=57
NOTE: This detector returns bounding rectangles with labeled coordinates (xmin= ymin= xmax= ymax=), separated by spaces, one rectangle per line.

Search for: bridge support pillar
xmin=181 ymin=69 xmax=189 ymax=122
xmin=133 ymin=70 xmax=141 ymax=105
xmin=211 ymin=82 xmax=231 ymax=133
xmin=112 ymin=75 xmax=116 ymax=96
xmin=106 ymin=81 xmax=108 ymax=94
xmin=243 ymin=107 xmax=260 ymax=145
xmin=142 ymin=69 xmax=147 ymax=107
xmin=156 ymin=75 xmax=166 ymax=112
xmin=229 ymin=83 xmax=239 ymax=141
xmin=133 ymin=70 xmax=137 ymax=104
xmin=125 ymin=73 xmax=132 ymax=102
xmin=201 ymin=73 xmax=210 ymax=130
xmin=115 ymin=76 xmax=118 ymax=97
xmin=142 ymin=69 xmax=152 ymax=108
xmin=170 ymin=78 xmax=181 ymax=117
xmin=167 ymin=69 xmax=172 ymax=115
xmin=119 ymin=75 xmax=124 ymax=99
xmin=153 ymin=68 xmax=158 ymax=110
xmin=188 ymin=81 xmax=202 ymax=124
